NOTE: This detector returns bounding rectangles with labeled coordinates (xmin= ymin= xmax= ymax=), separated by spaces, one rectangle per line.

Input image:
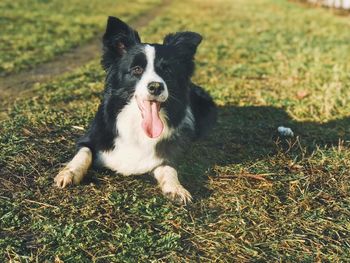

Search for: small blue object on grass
xmin=277 ymin=126 xmax=294 ymax=137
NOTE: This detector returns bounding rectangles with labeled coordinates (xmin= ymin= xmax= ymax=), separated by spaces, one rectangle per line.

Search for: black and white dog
xmin=54 ymin=17 xmax=216 ymax=204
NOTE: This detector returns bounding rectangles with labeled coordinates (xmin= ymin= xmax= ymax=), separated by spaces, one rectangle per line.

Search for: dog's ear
xmin=163 ymin=32 xmax=202 ymax=59
xmin=101 ymin=16 xmax=141 ymax=70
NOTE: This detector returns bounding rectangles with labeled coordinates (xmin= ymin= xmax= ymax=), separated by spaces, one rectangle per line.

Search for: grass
xmin=0 ymin=0 xmax=160 ymax=75
xmin=1 ymin=0 xmax=350 ymax=261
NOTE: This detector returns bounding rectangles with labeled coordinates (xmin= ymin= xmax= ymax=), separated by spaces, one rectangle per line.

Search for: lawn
xmin=0 ymin=0 xmax=160 ymax=75
xmin=1 ymin=0 xmax=350 ymax=261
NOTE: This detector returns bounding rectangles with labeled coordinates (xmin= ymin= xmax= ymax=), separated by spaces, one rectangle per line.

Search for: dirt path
xmin=0 ymin=0 xmax=172 ymax=111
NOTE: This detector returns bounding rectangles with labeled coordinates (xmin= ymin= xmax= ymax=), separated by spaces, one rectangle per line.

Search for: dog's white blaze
xmin=97 ymin=98 xmax=173 ymax=175
xmin=135 ymin=45 xmax=168 ymax=101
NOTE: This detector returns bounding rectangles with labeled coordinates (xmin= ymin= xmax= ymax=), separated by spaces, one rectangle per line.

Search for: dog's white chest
xmin=97 ymin=99 xmax=170 ymax=175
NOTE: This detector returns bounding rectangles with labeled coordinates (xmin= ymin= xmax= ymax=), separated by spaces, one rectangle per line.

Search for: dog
xmin=54 ymin=16 xmax=216 ymax=204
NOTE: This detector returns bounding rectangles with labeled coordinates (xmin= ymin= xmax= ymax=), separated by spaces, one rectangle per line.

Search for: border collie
xmin=54 ymin=16 xmax=216 ymax=204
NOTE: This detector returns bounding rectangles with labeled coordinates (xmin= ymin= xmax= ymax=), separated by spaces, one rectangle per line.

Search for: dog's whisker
xmin=168 ymin=93 xmax=182 ymax=104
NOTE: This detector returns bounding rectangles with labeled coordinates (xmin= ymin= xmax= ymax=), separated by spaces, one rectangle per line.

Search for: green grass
xmin=1 ymin=0 xmax=350 ymax=261
xmin=0 ymin=0 xmax=160 ymax=75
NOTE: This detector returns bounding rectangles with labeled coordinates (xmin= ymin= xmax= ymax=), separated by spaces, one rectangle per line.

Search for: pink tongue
xmin=141 ymin=101 xmax=164 ymax=138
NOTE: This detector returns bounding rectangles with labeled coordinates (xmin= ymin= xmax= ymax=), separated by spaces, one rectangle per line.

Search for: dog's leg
xmin=153 ymin=165 xmax=192 ymax=205
xmin=54 ymin=147 xmax=92 ymax=188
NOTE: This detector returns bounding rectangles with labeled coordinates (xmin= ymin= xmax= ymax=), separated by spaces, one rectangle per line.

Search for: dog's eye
xmin=131 ymin=66 xmax=144 ymax=75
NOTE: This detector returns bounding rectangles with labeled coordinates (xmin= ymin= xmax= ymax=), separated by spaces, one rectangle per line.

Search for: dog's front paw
xmin=54 ymin=167 xmax=75 ymax=188
xmin=162 ymin=183 xmax=192 ymax=205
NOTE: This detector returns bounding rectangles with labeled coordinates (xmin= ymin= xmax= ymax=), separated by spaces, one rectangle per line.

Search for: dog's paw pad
xmin=54 ymin=168 xmax=74 ymax=188
xmin=163 ymin=184 xmax=192 ymax=205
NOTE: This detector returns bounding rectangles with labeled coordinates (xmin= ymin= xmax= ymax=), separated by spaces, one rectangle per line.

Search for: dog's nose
xmin=147 ymin=82 xmax=164 ymax=96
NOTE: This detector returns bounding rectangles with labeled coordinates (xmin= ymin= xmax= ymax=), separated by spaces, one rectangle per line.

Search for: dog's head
xmin=101 ymin=16 xmax=202 ymax=138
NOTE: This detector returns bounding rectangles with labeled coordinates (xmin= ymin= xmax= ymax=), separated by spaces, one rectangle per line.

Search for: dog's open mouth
xmin=136 ymin=97 xmax=164 ymax=138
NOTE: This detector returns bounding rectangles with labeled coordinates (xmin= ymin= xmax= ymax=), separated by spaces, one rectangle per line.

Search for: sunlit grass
xmin=0 ymin=0 xmax=160 ymax=75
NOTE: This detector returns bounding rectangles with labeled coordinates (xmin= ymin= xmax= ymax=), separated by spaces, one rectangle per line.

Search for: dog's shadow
xmin=180 ymin=105 xmax=350 ymax=200
xmin=86 ymin=105 xmax=350 ymax=202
